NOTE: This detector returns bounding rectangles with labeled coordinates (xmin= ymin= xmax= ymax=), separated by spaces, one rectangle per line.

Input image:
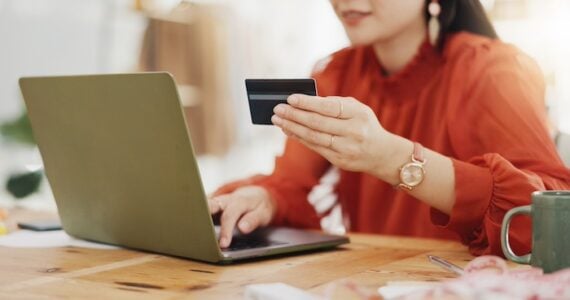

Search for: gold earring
xmin=428 ymin=0 xmax=441 ymax=46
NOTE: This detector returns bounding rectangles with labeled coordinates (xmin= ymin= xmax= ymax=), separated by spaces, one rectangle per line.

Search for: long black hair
xmin=430 ymin=0 xmax=498 ymax=50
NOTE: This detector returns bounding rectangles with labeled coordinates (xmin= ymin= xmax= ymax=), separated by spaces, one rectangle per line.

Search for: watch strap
xmin=412 ymin=142 xmax=425 ymax=164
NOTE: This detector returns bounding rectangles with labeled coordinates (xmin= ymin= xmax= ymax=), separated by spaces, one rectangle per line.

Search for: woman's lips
xmin=341 ymin=10 xmax=372 ymax=26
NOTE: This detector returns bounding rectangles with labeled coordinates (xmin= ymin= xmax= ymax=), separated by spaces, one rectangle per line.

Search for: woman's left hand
xmin=271 ymin=94 xmax=396 ymax=174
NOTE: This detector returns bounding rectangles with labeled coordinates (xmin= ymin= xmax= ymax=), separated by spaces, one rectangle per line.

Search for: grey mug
xmin=501 ymin=191 xmax=570 ymax=273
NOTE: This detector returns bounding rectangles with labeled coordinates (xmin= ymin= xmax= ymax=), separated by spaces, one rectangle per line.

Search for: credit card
xmin=245 ymin=79 xmax=317 ymax=125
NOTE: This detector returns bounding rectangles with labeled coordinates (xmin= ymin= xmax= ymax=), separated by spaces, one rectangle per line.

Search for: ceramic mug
xmin=501 ymin=191 xmax=570 ymax=273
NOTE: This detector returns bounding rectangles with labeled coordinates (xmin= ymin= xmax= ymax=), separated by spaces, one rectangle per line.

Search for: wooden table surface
xmin=0 ymin=208 xmax=472 ymax=299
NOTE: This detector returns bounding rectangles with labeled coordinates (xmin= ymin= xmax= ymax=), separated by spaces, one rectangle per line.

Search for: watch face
xmin=400 ymin=162 xmax=425 ymax=187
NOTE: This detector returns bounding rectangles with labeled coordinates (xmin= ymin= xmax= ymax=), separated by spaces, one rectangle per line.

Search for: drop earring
xmin=428 ymin=0 xmax=441 ymax=46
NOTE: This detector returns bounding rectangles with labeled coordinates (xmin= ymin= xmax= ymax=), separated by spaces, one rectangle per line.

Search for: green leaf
xmin=0 ymin=112 xmax=36 ymax=146
xmin=6 ymin=170 xmax=43 ymax=199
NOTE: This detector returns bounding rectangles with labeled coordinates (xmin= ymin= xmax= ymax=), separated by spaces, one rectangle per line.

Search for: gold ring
xmin=330 ymin=135 xmax=335 ymax=148
xmin=336 ymin=100 xmax=344 ymax=119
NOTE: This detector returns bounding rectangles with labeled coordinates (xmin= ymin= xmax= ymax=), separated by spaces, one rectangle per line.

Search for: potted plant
xmin=0 ymin=112 xmax=43 ymax=199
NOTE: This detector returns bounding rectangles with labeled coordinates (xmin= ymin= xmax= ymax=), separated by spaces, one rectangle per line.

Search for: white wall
xmin=0 ymin=0 xmax=146 ymax=122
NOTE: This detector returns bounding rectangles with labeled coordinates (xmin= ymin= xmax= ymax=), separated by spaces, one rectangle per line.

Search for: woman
xmin=209 ymin=0 xmax=570 ymax=256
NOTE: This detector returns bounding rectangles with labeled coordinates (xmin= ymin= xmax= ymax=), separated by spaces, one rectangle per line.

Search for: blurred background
xmin=0 ymin=0 xmax=569 ymax=213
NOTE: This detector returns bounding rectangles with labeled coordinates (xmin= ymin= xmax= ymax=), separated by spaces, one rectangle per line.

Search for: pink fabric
xmin=405 ymin=256 xmax=570 ymax=299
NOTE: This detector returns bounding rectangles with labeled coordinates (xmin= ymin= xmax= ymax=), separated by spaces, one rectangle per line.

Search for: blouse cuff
xmin=430 ymin=158 xmax=494 ymax=236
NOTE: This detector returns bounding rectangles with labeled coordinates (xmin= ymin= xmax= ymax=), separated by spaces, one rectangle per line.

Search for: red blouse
xmin=217 ymin=32 xmax=570 ymax=256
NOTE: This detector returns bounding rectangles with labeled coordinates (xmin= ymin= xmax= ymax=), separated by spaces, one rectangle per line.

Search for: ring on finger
xmin=335 ymin=99 xmax=344 ymax=119
xmin=329 ymin=135 xmax=335 ymax=148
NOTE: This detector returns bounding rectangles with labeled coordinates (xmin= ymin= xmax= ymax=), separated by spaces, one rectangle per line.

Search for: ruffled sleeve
xmin=433 ymin=42 xmax=570 ymax=256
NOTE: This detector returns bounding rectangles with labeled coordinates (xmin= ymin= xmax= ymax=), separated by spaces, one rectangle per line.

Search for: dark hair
xmin=429 ymin=0 xmax=498 ymax=50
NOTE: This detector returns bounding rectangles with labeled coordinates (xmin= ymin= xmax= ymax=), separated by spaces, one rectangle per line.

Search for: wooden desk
xmin=0 ymin=209 xmax=471 ymax=299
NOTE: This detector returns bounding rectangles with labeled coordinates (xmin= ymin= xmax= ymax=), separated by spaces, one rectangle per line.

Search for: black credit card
xmin=245 ymin=79 xmax=317 ymax=125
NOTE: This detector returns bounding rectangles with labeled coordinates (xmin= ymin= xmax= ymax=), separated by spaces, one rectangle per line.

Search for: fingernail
xmin=288 ymin=95 xmax=299 ymax=105
xmin=273 ymin=104 xmax=285 ymax=115
xmin=271 ymin=115 xmax=282 ymax=125
xmin=219 ymin=237 xmax=229 ymax=248
xmin=239 ymin=221 xmax=250 ymax=232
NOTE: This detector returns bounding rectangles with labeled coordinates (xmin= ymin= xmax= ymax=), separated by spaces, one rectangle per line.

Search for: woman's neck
xmin=372 ymin=18 xmax=427 ymax=76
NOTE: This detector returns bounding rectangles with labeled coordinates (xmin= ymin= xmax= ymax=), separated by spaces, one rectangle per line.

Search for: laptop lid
xmin=20 ymin=73 xmax=223 ymax=262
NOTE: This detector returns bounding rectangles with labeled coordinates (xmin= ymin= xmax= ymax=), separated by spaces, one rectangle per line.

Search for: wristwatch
xmin=397 ymin=142 xmax=426 ymax=191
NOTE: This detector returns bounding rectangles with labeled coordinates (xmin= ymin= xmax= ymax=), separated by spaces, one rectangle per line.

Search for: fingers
xmin=209 ymin=186 xmax=274 ymax=248
xmin=272 ymin=115 xmax=333 ymax=148
xmin=218 ymin=199 xmax=254 ymax=248
xmin=273 ymin=114 xmax=353 ymax=152
xmin=280 ymin=126 xmax=339 ymax=156
xmin=273 ymin=103 xmax=347 ymax=136
xmin=237 ymin=209 xmax=266 ymax=234
xmin=208 ymin=195 xmax=229 ymax=215
xmin=287 ymin=94 xmax=356 ymax=119
xmin=300 ymin=140 xmax=340 ymax=162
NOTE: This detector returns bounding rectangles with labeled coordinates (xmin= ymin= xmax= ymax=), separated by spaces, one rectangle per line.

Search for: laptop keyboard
xmin=227 ymin=234 xmax=286 ymax=251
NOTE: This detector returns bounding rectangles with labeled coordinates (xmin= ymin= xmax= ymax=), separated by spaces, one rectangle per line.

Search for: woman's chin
xmin=347 ymin=36 xmax=377 ymax=47
xmin=345 ymin=31 xmax=384 ymax=46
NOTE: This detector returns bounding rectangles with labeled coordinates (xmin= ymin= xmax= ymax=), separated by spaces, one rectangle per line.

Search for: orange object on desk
xmin=0 ymin=208 xmax=8 ymax=235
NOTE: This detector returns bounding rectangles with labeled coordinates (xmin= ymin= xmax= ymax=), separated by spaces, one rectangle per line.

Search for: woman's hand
xmin=271 ymin=94 xmax=396 ymax=176
xmin=208 ymin=186 xmax=276 ymax=248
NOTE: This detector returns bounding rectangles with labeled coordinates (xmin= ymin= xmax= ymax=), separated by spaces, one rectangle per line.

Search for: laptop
xmin=19 ymin=72 xmax=349 ymax=263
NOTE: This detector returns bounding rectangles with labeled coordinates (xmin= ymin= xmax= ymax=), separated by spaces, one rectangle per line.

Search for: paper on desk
xmin=244 ymin=283 xmax=318 ymax=300
xmin=378 ymin=281 xmax=440 ymax=299
xmin=0 ymin=230 xmax=119 ymax=249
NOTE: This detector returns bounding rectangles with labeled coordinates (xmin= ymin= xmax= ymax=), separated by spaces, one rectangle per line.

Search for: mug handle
xmin=501 ymin=205 xmax=532 ymax=264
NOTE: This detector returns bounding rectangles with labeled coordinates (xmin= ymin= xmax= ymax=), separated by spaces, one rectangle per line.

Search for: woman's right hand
xmin=208 ymin=186 xmax=276 ymax=248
